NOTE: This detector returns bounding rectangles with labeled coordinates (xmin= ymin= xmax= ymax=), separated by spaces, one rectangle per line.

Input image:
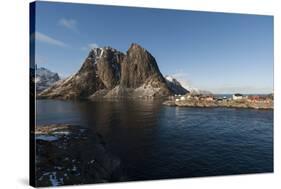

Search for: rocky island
xmin=38 ymin=43 xmax=187 ymax=100
xmin=163 ymin=93 xmax=273 ymax=110
xmin=36 ymin=42 xmax=273 ymax=111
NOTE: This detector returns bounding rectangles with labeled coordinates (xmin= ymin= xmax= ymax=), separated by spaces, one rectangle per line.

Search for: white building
xmin=186 ymin=94 xmax=191 ymax=99
xmin=232 ymin=93 xmax=243 ymax=100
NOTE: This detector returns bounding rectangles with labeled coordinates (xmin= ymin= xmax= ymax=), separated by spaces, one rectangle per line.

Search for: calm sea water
xmin=36 ymin=99 xmax=273 ymax=180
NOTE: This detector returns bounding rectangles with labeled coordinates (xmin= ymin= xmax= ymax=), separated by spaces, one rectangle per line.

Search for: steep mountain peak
xmin=89 ymin=48 xmax=103 ymax=58
xmin=36 ymin=67 xmax=60 ymax=79
xmin=37 ymin=67 xmax=48 ymax=71
xmin=127 ymin=43 xmax=151 ymax=56
xmin=39 ymin=44 xmax=176 ymax=99
xmin=35 ymin=67 xmax=60 ymax=93
xmin=87 ymin=47 xmax=121 ymax=63
xmin=121 ymin=43 xmax=165 ymax=89
xmin=129 ymin=43 xmax=144 ymax=50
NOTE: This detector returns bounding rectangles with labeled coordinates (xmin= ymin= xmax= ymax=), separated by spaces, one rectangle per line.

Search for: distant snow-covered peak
xmin=165 ymin=75 xmax=212 ymax=95
xmin=165 ymin=76 xmax=181 ymax=85
xmin=36 ymin=67 xmax=58 ymax=78
xmin=165 ymin=76 xmax=175 ymax=83
xmin=36 ymin=67 xmax=60 ymax=93
xmin=165 ymin=75 xmax=188 ymax=95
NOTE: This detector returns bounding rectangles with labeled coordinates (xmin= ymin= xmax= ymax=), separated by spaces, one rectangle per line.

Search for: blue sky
xmin=33 ymin=1 xmax=273 ymax=94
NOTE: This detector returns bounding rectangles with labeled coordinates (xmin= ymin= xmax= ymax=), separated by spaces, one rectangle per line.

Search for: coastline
xmin=35 ymin=124 xmax=125 ymax=186
xmin=163 ymin=99 xmax=273 ymax=110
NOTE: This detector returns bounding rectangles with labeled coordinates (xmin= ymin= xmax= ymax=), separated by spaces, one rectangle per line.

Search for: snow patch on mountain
xmin=165 ymin=76 xmax=188 ymax=95
xmin=36 ymin=67 xmax=60 ymax=93
xmin=166 ymin=75 xmax=212 ymax=95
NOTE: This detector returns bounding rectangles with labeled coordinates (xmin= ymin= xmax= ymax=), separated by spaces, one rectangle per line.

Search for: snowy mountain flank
xmin=165 ymin=76 xmax=188 ymax=95
xmin=35 ymin=67 xmax=60 ymax=93
xmin=165 ymin=75 xmax=212 ymax=95
xmin=38 ymin=43 xmax=189 ymax=100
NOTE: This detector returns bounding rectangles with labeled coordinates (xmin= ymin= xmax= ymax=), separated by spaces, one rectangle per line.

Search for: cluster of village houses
xmin=171 ymin=93 xmax=273 ymax=103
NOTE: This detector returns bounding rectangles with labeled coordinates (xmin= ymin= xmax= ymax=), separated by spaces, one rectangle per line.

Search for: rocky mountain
xmin=184 ymin=85 xmax=212 ymax=95
xmin=38 ymin=43 xmax=187 ymax=100
xmin=168 ymin=77 xmax=212 ymax=95
xmin=165 ymin=76 xmax=189 ymax=95
xmin=35 ymin=67 xmax=60 ymax=93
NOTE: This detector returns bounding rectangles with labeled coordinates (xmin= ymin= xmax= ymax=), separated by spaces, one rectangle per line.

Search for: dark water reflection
xmin=36 ymin=99 xmax=273 ymax=180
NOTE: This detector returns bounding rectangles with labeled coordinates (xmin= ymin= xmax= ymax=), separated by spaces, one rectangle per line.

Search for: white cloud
xmin=59 ymin=18 xmax=78 ymax=32
xmin=88 ymin=43 xmax=99 ymax=49
xmin=35 ymin=32 xmax=68 ymax=47
xmin=81 ymin=43 xmax=99 ymax=51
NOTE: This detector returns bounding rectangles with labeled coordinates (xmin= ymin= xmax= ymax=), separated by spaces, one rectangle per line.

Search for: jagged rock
xmin=121 ymin=44 xmax=163 ymax=87
xmin=38 ymin=43 xmax=181 ymax=100
xmin=38 ymin=47 xmax=124 ymax=99
xmin=95 ymin=47 xmax=124 ymax=89
xmin=35 ymin=124 xmax=125 ymax=187
xmin=89 ymin=89 xmax=110 ymax=99
xmin=104 ymin=85 xmax=134 ymax=98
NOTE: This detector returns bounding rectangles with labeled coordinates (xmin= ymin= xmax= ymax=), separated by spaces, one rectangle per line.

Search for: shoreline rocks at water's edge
xmin=163 ymin=99 xmax=273 ymax=110
xmin=34 ymin=124 xmax=125 ymax=187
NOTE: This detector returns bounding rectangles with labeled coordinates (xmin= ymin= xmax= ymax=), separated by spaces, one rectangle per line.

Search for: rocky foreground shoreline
xmin=163 ymin=99 xmax=273 ymax=110
xmin=35 ymin=124 xmax=125 ymax=187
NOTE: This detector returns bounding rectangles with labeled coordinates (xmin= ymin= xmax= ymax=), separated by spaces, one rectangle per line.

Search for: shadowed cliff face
xmin=39 ymin=47 xmax=124 ymax=99
xmin=121 ymin=43 xmax=165 ymax=88
xmin=95 ymin=48 xmax=125 ymax=89
xmin=38 ymin=43 xmax=187 ymax=100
